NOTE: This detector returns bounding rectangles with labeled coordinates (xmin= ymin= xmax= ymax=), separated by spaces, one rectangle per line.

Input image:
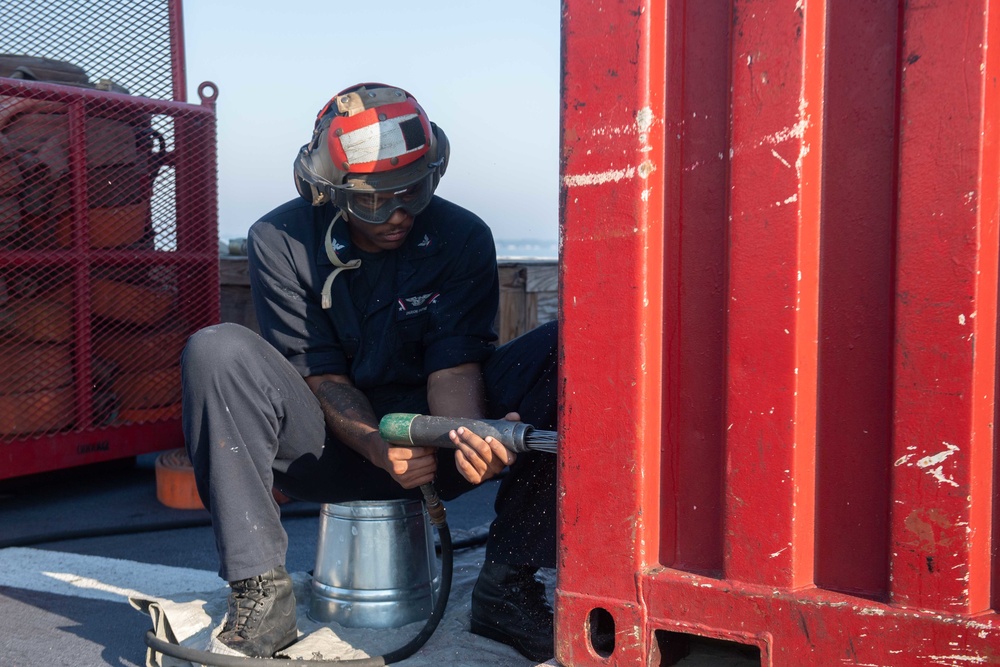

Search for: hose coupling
xmin=419 ymin=483 xmax=447 ymax=527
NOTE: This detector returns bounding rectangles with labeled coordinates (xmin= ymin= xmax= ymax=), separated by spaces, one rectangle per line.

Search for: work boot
xmin=211 ymin=565 xmax=297 ymax=657
xmin=470 ymin=562 xmax=554 ymax=662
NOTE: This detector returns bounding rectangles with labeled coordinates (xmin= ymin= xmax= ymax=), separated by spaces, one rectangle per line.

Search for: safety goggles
xmin=334 ymin=175 xmax=434 ymax=225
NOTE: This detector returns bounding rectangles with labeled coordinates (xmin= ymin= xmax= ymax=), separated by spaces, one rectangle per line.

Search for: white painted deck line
xmin=0 ymin=547 xmax=221 ymax=603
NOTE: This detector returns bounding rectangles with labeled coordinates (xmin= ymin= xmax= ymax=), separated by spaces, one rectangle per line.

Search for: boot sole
xmin=470 ymin=617 xmax=553 ymax=663
xmin=272 ymin=628 xmax=298 ymax=656
xmin=211 ymin=627 xmax=298 ymax=658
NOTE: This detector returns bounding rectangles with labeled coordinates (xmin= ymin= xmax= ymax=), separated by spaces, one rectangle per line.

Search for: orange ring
xmin=154 ymin=448 xmax=204 ymax=510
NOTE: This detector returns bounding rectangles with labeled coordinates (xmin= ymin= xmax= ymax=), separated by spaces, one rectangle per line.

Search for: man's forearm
xmin=306 ymin=375 xmax=387 ymax=468
xmin=427 ymin=361 xmax=515 ymax=485
xmin=427 ymin=362 xmax=486 ymax=418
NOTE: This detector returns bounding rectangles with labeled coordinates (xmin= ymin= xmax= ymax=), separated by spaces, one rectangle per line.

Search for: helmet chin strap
xmin=321 ymin=210 xmax=361 ymax=309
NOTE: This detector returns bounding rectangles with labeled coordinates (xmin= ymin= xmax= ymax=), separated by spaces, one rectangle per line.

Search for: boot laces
xmin=224 ymin=575 xmax=272 ymax=637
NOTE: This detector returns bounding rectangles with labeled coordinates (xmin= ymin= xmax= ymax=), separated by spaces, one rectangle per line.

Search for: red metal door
xmin=558 ymin=1 xmax=1000 ymax=665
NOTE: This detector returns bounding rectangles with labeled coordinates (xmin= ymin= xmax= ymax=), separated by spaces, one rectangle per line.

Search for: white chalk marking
xmin=563 ymin=165 xmax=636 ymax=187
xmin=762 ymin=120 xmax=809 ymax=147
xmin=771 ymin=149 xmax=792 ymax=169
xmin=925 ymin=655 xmax=988 ymax=665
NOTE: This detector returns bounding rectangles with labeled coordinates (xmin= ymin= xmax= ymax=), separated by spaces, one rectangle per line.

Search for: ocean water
xmin=494 ymin=238 xmax=559 ymax=259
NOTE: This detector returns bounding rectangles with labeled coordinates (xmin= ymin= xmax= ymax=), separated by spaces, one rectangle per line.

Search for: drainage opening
xmin=653 ymin=630 xmax=762 ymax=666
xmin=587 ymin=607 xmax=615 ymax=657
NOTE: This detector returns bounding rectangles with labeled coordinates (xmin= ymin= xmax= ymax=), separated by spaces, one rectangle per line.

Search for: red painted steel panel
xmin=661 ymin=0 xmax=730 ymax=576
xmin=558 ymin=0 xmax=1000 ymax=664
xmin=814 ymin=0 xmax=898 ymax=601
xmin=559 ymin=0 xmax=666 ymax=663
xmin=989 ymin=0 xmax=1000 ymax=615
xmin=888 ymin=0 xmax=998 ymax=615
xmin=723 ymin=0 xmax=822 ymax=591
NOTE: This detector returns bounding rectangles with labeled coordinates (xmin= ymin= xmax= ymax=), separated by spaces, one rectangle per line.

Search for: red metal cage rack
xmin=0 ymin=0 xmax=218 ymax=480
xmin=558 ymin=1 xmax=1000 ymax=665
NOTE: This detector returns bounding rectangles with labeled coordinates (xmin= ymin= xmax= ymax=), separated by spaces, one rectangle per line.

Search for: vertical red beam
xmin=813 ymin=1 xmax=899 ymax=599
xmin=889 ymin=0 xmax=998 ymax=615
xmin=723 ymin=0 xmax=824 ymax=588
xmin=168 ymin=0 xmax=187 ymax=102
xmin=793 ymin=0 xmax=824 ymax=592
xmin=557 ymin=0 xmax=665 ymax=664
xmin=978 ymin=0 xmax=1000 ymax=612
xmin=68 ymin=98 xmax=94 ymax=431
xmin=174 ymin=104 xmax=220 ymax=330
xmin=661 ymin=0 xmax=731 ymax=575
xmin=989 ymin=0 xmax=1000 ymax=612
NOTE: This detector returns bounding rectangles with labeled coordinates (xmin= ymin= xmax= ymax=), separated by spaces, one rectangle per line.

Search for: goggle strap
xmin=321 ymin=210 xmax=362 ymax=309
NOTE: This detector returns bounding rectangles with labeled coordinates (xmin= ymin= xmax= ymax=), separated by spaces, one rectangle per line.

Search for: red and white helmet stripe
xmin=326 ymin=99 xmax=431 ymax=174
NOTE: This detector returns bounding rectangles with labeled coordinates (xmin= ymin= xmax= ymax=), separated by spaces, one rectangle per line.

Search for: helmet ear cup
xmin=293 ymin=144 xmax=329 ymax=205
xmin=429 ymin=123 xmax=449 ymax=190
xmin=431 ymin=124 xmax=449 ymax=177
xmin=294 ymin=173 xmax=324 ymax=205
xmin=293 ymin=146 xmax=314 ymax=204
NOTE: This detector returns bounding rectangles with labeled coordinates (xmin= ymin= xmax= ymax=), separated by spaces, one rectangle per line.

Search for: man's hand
xmin=382 ymin=441 xmax=438 ymax=489
xmin=449 ymin=411 xmax=520 ymax=485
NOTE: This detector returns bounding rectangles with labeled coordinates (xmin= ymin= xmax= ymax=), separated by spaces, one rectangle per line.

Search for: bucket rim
xmin=320 ymin=499 xmax=426 ymax=519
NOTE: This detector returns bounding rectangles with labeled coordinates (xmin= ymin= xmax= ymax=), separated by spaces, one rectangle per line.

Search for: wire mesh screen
xmin=0 ymin=11 xmax=217 ymax=458
xmin=0 ymin=0 xmax=178 ymax=101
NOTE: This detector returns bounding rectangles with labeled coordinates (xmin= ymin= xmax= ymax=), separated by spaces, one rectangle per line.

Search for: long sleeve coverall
xmin=181 ymin=195 xmax=558 ymax=582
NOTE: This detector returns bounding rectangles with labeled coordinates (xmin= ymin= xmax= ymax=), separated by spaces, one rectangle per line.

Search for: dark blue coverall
xmin=181 ymin=195 xmax=557 ymax=583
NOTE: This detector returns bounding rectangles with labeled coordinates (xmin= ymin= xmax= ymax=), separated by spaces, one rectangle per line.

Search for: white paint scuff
xmin=636 ymin=106 xmax=654 ymax=134
xmin=563 ymin=165 xmax=636 ymax=187
xmin=895 ymin=442 xmax=962 ymax=488
xmin=771 ymin=148 xmax=793 ymax=169
xmin=761 ymin=119 xmax=809 ymax=148
xmin=566 ymin=109 xmax=658 ymax=188
xmin=917 ymin=442 xmax=959 ymax=469
xmin=924 ymin=655 xmax=989 ymax=665
xmin=564 ymin=161 xmax=656 ymax=188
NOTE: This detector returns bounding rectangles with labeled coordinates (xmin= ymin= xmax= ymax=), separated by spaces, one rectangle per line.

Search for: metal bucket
xmin=308 ymin=499 xmax=438 ymax=628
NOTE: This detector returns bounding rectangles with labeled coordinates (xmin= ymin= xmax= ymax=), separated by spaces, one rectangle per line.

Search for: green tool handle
xmin=379 ymin=413 xmax=534 ymax=453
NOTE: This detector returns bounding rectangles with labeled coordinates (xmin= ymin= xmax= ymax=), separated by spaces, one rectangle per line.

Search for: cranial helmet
xmin=293 ymin=83 xmax=449 ymax=223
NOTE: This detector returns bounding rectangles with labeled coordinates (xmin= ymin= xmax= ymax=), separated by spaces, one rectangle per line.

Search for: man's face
xmin=345 ymin=207 xmax=414 ymax=253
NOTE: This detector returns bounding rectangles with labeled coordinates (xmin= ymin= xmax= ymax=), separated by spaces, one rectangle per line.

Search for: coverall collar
xmin=316 ymin=202 xmax=442 ymax=309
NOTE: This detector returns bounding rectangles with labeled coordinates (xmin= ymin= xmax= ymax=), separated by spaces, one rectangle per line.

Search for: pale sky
xmin=181 ymin=1 xmax=561 ymax=246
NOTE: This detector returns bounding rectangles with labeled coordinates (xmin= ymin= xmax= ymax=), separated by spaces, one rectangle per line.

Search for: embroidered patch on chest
xmin=397 ymin=292 xmax=440 ymax=316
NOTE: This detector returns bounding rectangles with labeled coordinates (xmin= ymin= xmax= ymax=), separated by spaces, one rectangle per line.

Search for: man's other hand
xmin=451 ymin=411 xmax=520 ymax=485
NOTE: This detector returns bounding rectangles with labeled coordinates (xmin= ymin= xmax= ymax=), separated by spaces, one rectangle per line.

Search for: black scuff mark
xmin=795 ymin=608 xmax=812 ymax=644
